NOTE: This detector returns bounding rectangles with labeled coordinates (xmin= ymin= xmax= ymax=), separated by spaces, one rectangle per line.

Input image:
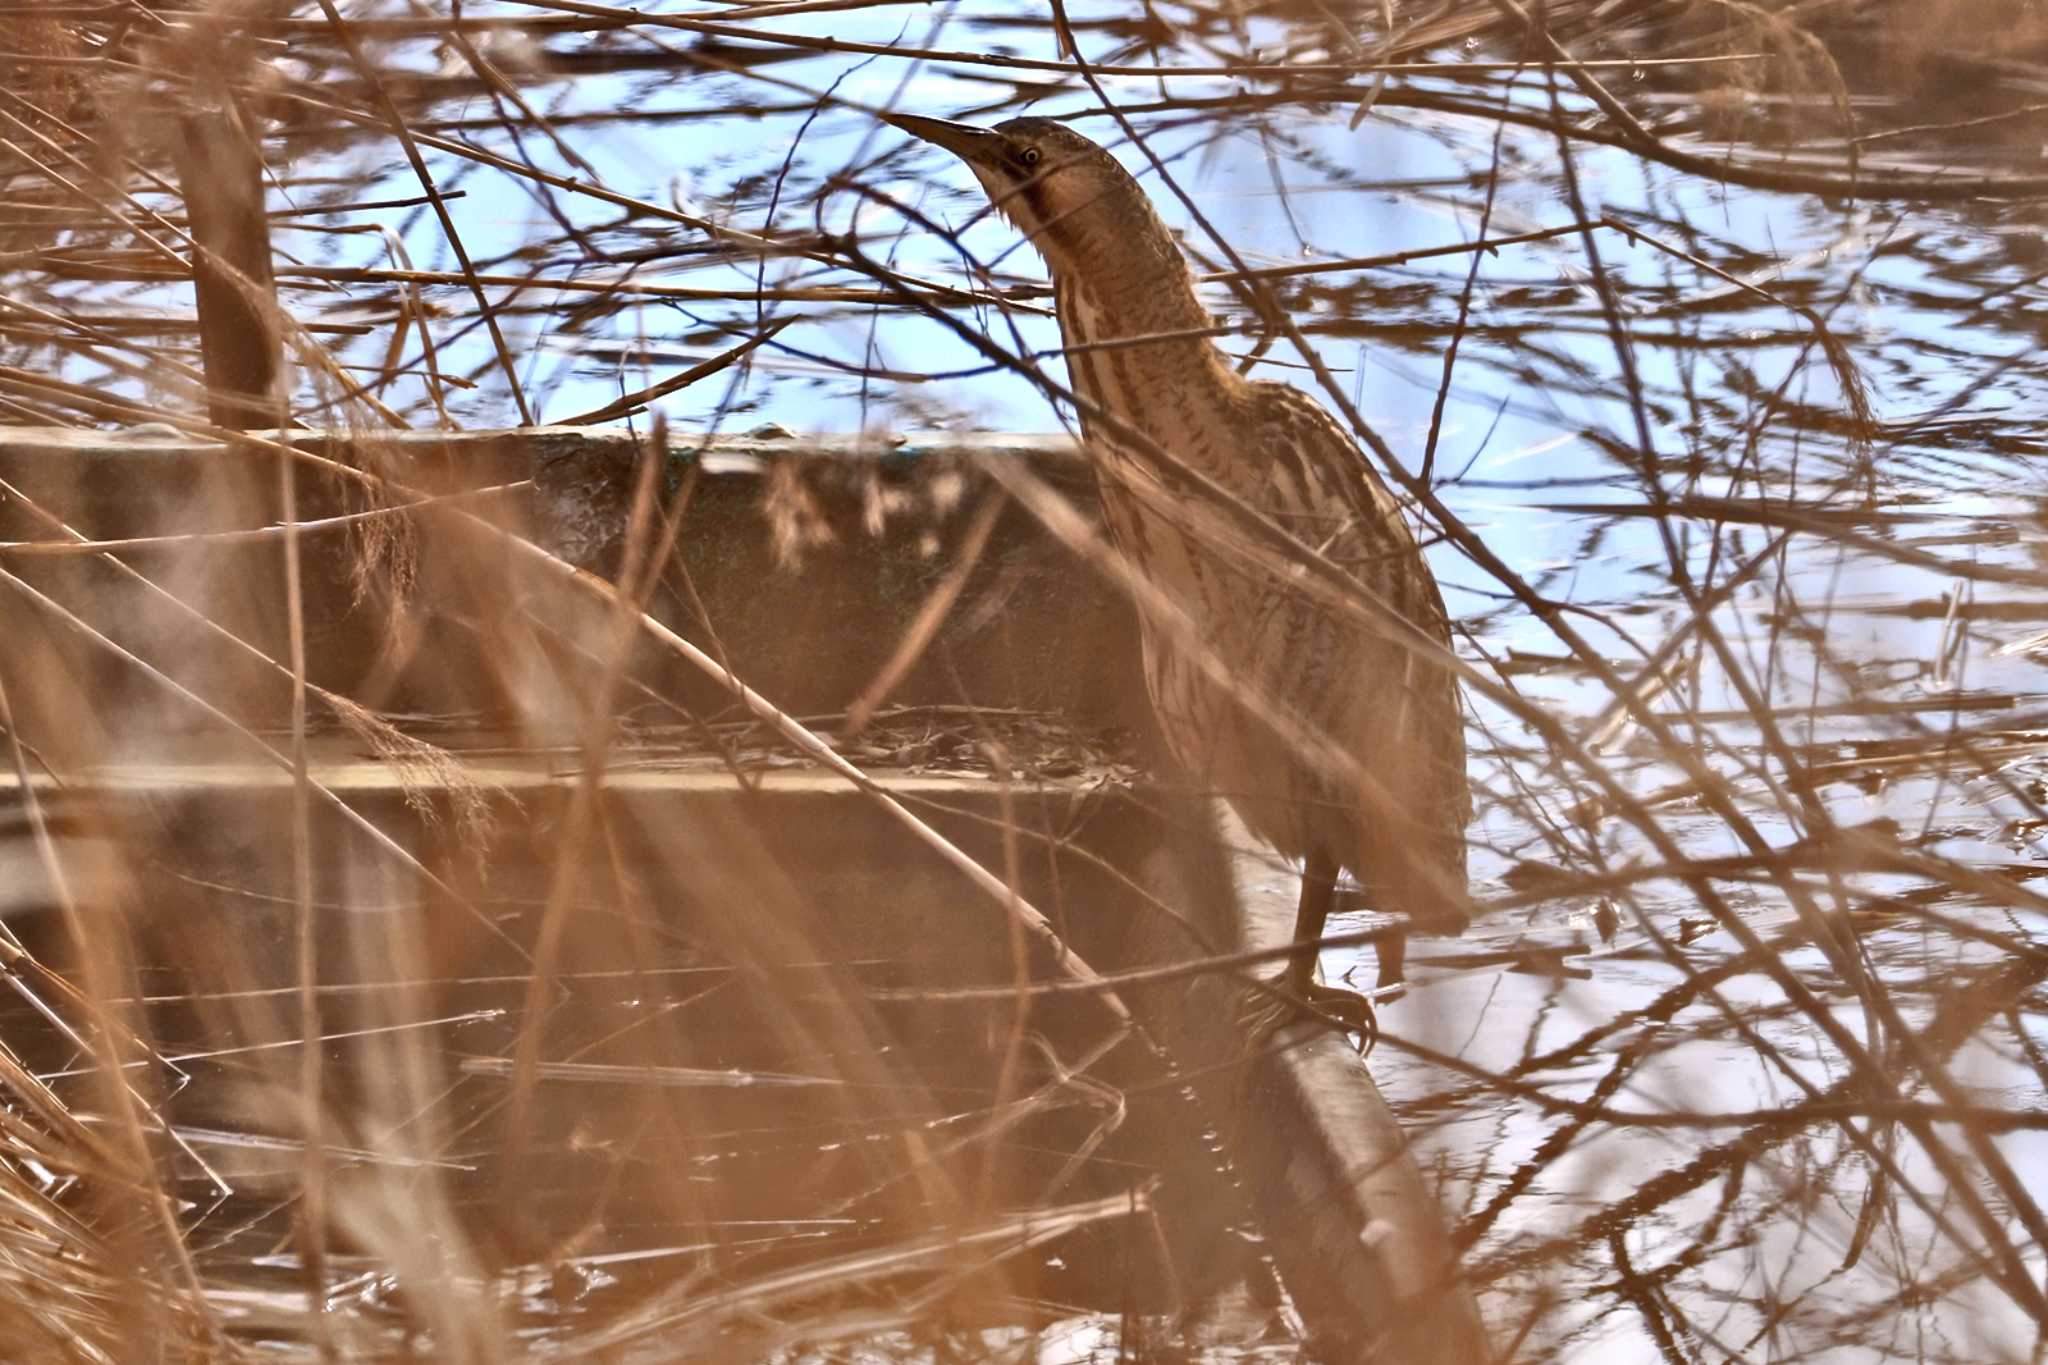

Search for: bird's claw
xmin=1237 ymin=975 xmax=1379 ymax=1056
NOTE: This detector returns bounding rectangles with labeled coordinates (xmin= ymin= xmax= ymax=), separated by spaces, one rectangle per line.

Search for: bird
xmin=891 ymin=113 xmax=1471 ymax=1033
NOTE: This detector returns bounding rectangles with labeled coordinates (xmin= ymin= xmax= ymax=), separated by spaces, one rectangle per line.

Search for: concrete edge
xmin=1216 ymin=817 xmax=1486 ymax=1361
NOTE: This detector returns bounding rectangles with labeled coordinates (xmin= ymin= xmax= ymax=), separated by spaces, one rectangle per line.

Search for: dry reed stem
xmin=7 ymin=0 xmax=2048 ymax=1355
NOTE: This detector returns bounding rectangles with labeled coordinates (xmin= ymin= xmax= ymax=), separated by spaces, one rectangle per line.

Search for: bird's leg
xmin=1284 ymin=851 xmax=1338 ymax=997
xmin=1376 ymin=926 xmax=1409 ymax=992
xmin=1240 ymin=852 xmax=1376 ymax=1044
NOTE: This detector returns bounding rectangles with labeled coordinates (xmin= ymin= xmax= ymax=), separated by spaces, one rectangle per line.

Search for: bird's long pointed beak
xmin=886 ymin=113 xmax=1005 ymax=167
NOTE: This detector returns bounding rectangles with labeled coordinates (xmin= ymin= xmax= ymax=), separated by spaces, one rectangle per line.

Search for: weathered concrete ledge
xmin=0 ymin=425 xmax=1135 ymax=734
xmin=1231 ymin=839 xmax=1487 ymax=1361
xmin=0 ymin=425 xmax=1486 ymax=1360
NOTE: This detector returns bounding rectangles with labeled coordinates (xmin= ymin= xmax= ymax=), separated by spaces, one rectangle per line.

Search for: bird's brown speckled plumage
xmin=896 ymin=114 xmax=1470 ymax=1009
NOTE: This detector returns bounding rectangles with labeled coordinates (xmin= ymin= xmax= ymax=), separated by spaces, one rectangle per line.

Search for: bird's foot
xmin=1237 ymin=973 xmax=1378 ymax=1055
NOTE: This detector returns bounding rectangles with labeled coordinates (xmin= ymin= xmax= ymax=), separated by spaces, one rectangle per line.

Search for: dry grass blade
xmin=568 ymin=1188 xmax=1151 ymax=1355
xmin=5 ymin=0 xmax=2048 ymax=1359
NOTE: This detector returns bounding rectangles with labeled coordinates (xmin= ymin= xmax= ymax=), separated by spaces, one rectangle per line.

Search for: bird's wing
xmin=1247 ymin=381 xmax=1475 ymax=841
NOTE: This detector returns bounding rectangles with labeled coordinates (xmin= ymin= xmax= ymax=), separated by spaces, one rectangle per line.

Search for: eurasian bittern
xmin=894 ymin=114 xmax=1471 ymax=1030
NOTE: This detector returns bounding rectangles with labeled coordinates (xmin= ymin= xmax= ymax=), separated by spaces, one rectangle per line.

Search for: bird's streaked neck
xmin=1038 ymin=220 xmax=1237 ymax=427
xmin=1037 ymin=224 xmax=1215 ymax=339
xmin=983 ymin=167 xmax=1210 ymax=343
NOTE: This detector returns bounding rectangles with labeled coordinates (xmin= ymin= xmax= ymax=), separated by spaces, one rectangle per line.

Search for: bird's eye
xmin=1019 ymin=146 xmax=1042 ymax=168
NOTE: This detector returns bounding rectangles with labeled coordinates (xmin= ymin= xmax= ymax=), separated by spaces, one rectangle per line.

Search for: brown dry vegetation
xmin=1 ymin=1 xmax=2047 ymax=1362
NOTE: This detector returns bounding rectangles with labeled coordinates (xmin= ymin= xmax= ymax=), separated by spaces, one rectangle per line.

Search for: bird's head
xmin=888 ymin=115 xmax=1157 ymax=277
